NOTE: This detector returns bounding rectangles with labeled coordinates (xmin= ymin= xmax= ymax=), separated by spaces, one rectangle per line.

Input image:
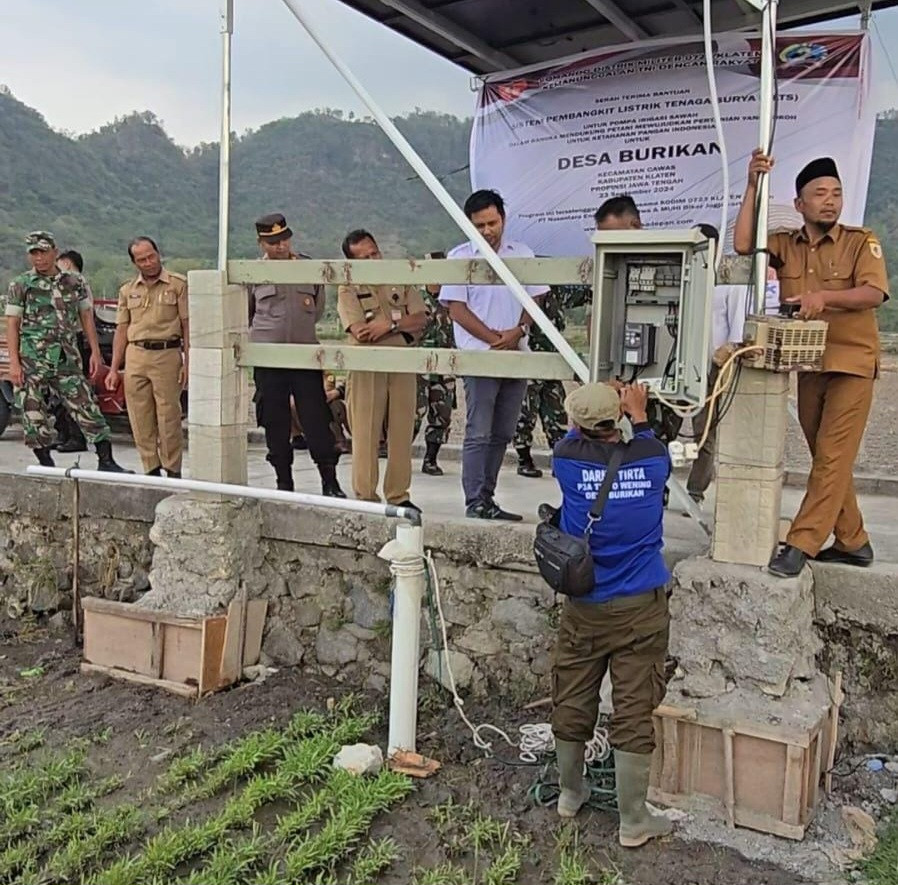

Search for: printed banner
xmin=470 ymin=32 xmax=874 ymax=256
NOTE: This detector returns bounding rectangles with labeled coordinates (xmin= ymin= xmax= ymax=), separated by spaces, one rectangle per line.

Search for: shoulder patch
xmin=868 ymin=240 xmax=883 ymax=260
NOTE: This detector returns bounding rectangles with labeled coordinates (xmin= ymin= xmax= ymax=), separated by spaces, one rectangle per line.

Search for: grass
xmin=863 ymin=812 xmax=898 ymax=885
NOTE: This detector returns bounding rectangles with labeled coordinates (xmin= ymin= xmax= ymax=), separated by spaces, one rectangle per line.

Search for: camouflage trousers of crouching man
xmin=414 ymin=375 xmax=456 ymax=446
xmin=551 ymin=588 xmax=670 ymax=754
xmin=17 ymin=356 xmax=111 ymax=449
xmin=513 ymin=378 xmax=567 ymax=451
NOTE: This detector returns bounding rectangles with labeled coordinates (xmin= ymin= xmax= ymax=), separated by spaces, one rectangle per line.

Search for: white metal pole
xmin=278 ymin=0 xmax=589 ymax=383
xmin=25 ymin=467 xmax=420 ymax=523
xmin=753 ymin=0 xmax=778 ymax=312
xmin=385 ymin=524 xmax=426 ymax=756
xmin=218 ymin=0 xmax=234 ymax=272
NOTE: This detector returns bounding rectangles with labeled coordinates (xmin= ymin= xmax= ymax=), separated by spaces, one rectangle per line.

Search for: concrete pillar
xmin=711 ymin=367 xmax=788 ymax=567
xmin=187 ymin=269 xmax=249 ymax=485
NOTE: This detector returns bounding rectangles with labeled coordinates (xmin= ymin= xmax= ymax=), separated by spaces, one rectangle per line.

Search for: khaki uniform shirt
xmin=249 ymin=254 xmax=323 ymax=345
xmin=769 ymin=224 xmax=890 ymax=378
xmin=117 ymin=269 xmax=188 ymax=343
xmin=336 ymin=284 xmax=427 ymax=348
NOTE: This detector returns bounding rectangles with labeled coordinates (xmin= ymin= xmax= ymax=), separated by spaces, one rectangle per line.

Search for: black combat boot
xmin=319 ymin=463 xmax=346 ymax=498
xmin=34 ymin=447 xmax=55 ymax=467
xmin=95 ymin=440 xmax=134 ymax=474
xmin=166 ymin=470 xmax=182 ymax=479
xmin=274 ymin=463 xmax=294 ymax=492
xmin=516 ymin=446 xmax=543 ymax=479
xmin=147 ymin=466 xmax=162 ymax=477
xmin=422 ymin=441 xmax=443 ymax=476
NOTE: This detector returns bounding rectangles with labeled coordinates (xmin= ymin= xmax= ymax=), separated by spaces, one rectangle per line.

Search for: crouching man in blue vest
xmin=549 ymin=381 xmax=672 ymax=847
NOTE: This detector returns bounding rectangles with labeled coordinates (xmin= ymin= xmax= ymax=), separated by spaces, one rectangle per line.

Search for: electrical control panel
xmin=588 ymin=229 xmax=714 ymax=406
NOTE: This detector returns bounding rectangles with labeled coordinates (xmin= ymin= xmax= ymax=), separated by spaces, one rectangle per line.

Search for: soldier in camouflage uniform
xmin=513 ymin=284 xmax=591 ymax=477
xmin=4 ymin=231 xmax=131 ymax=471
xmin=413 ymin=284 xmax=456 ymax=475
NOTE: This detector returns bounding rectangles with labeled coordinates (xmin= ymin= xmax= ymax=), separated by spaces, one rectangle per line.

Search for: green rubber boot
xmin=555 ymin=739 xmax=591 ymax=818
xmin=614 ymin=750 xmax=673 ymax=847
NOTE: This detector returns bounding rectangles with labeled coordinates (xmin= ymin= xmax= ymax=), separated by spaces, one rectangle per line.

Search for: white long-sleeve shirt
xmin=710 ymin=277 xmax=781 ymax=353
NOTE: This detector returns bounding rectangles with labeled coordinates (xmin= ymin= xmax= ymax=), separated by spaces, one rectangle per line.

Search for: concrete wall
xmin=1 ymin=474 xmax=895 ymax=750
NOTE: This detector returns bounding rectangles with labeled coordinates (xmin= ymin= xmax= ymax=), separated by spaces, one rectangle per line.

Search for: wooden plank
xmin=199 ymin=617 xmax=228 ymax=696
xmin=781 ymin=744 xmax=806 ymax=827
xmin=734 ymin=807 xmax=806 ymax=842
xmin=83 ymin=611 xmax=154 ymax=675
xmin=808 ymin=733 xmax=823 ymax=818
xmin=242 ymin=600 xmax=267 ymax=668
xmin=161 ymin=624 xmax=204 ymax=685
xmin=660 ymin=717 xmax=680 ymax=795
xmin=150 ymin=622 xmax=165 ymax=679
xmin=218 ymin=599 xmax=246 ymax=689
xmin=81 ymin=663 xmax=197 ymax=699
xmin=81 ymin=597 xmax=205 ymax=629
xmin=722 ymin=729 xmax=736 ymax=828
xmin=655 ymin=702 xmax=698 ymax=721
xmin=824 ymin=671 xmax=843 ymax=796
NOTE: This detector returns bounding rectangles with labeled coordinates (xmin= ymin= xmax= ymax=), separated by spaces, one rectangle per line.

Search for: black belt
xmin=131 ymin=339 xmax=182 ymax=351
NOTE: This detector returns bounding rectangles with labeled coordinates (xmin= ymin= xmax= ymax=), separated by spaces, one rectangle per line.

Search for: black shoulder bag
xmin=533 ymin=447 xmax=624 ymax=598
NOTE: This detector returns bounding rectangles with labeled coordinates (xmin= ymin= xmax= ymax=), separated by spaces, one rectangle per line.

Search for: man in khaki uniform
xmin=338 ymin=230 xmax=428 ymax=509
xmin=734 ymin=154 xmax=890 ymax=577
xmin=107 ymin=237 xmax=188 ymax=477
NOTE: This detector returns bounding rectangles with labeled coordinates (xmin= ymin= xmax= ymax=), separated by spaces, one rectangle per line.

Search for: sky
xmin=2 ymin=0 xmax=897 ymax=147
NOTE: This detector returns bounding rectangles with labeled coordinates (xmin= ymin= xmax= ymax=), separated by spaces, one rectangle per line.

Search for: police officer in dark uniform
xmin=249 ymin=214 xmax=345 ymax=497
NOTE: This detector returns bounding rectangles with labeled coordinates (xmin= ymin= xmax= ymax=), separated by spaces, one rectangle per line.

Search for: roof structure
xmin=335 ymin=0 xmax=895 ymax=74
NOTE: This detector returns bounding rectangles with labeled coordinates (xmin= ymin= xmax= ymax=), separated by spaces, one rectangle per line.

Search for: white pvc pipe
xmin=217 ymin=0 xmax=233 ymax=272
xmin=25 ymin=467 xmax=420 ymax=523
xmin=753 ymin=0 xmax=778 ymax=312
xmin=279 ymin=0 xmax=589 ymax=384
xmin=386 ymin=524 xmax=426 ymax=756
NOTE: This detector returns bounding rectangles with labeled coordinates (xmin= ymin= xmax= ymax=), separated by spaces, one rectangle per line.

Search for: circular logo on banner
xmin=779 ymin=42 xmax=828 ymax=66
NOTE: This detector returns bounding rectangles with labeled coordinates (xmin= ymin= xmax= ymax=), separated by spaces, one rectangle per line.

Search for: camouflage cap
xmin=25 ymin=231 xmax=56 ymax=252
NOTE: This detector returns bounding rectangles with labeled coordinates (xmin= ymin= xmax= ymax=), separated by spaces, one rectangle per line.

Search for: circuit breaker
xmin=588 ymin=229 xmax=714 ymax=406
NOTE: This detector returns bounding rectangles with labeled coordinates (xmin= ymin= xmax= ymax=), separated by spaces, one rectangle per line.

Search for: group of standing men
xmin=5 ymin=232 xmax=189 ymax=478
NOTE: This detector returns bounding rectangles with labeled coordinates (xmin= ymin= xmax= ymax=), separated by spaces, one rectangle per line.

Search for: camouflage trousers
xmin=513 ymin=379 xmax=567 ymax=451
xmin=17 ymin=356 xmax=110 ymax=449
xmin=413 ymin=375 xmax=456 ymax=446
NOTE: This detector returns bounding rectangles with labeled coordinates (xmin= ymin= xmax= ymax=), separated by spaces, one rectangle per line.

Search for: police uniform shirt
xmin=117 ymin=269 xmax=188 ymax=342
xmin=769 ymin=225 xmax=890 ymax=377
xmin=249 ymin=254 xmax=324 ymax=345
xmin=336 ymin=284 xmax=426 ymax=347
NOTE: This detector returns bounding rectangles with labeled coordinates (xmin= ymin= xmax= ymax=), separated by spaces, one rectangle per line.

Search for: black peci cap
xmin=795 ymin=158 xmax=840 ymax=196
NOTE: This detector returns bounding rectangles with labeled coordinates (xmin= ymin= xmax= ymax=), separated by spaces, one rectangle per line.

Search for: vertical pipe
xmin=753 ymin=0 xmax=778 ymax=312
xmin=218 ymin=0 xmax=234 ymax=272
xmin=387 ymin=524 xmax=425 ymax=756
xmin=72 ymin=478 xmax=81 ymax=642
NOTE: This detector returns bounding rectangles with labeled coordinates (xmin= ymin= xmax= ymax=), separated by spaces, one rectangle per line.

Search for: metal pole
xmin=278 ymin=0 xmax=589 ymax=383
xmin=217 ymin=0 xmax=234 ymax=272
xmin=753 ymin=0 xmax=778 ymax=312
xmin=72 ymin=478 xmax=81 ymax=641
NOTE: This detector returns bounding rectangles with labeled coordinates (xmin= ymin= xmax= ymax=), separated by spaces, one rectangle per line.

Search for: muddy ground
xmin=0 ymin=622 xmax=815 ymax=885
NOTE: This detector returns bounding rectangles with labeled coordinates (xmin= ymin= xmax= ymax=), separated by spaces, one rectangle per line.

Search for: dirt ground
xmin=0 ymin=622 xmax=813 ymax=885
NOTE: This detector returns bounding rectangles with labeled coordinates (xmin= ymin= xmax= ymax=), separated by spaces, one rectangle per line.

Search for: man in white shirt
xmin=687 ymin=224 xmax=781 ymax=502
xmin=440 ymin=190 xmax=549 ymax=520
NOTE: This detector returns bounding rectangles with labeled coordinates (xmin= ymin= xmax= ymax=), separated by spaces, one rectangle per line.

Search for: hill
xmin=0 ymin=88 xmax=896 ymax=329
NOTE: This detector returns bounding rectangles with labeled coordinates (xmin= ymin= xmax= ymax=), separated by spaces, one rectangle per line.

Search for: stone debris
xmin=333 ymin=743 xmax=383 ymax=776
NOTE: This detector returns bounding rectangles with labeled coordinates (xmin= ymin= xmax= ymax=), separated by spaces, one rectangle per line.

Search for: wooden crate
xmin=81 ymin=597 xmax=267 ymax=698
xmin=649 ymin=701 xmax=833 ymax=841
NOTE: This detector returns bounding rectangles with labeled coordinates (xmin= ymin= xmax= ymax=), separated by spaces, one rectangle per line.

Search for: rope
xmin=424 ymin=552 xmax=611 ymax=765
